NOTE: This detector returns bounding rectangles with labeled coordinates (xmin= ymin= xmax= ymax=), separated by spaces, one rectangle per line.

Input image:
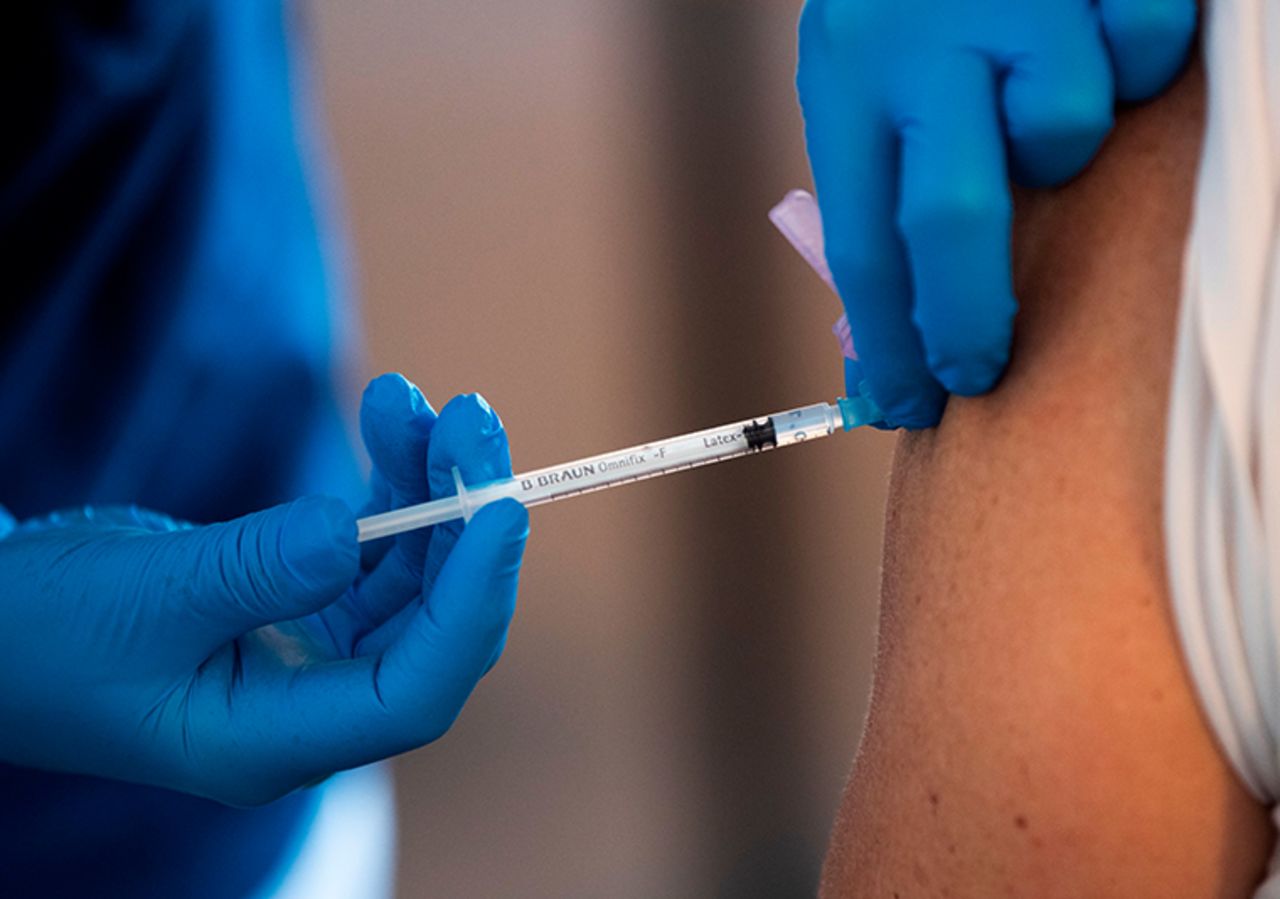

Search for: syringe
xmin=356 ymin=394 xmax=880 ymax=542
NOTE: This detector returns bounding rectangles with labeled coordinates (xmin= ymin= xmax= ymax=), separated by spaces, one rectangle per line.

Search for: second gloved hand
xmin=798 ymin=0 xmax=1195 ymax=427
xmin=0 ymin=374 xmax=527 ymax=806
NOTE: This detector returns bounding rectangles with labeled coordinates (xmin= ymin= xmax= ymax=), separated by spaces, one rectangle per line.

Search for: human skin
xmin=820 ymin=55 xmax=1276 ymax=898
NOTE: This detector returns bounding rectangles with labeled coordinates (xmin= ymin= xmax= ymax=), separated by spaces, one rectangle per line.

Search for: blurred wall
xmin=311 ymin=2 xmax=895 ymax=896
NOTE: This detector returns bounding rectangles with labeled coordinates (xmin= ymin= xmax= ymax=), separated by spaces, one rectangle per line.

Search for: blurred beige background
xmin=312 ymin=2 xmax=894 ymax=895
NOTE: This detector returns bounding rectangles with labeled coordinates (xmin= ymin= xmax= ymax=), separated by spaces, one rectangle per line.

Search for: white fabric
xmin=1165 ymin=0 xmax=1280 ymax=891
xmin=250 ymin=764 xmax=397 ymax=899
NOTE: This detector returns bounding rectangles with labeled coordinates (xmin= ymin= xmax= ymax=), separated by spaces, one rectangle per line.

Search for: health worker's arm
xmin=820 ymin=59 xmax=1275 ymax=897
xmin=798 ymin=0 xmax=1196 ymax=428
xmin=0 ymin=374 xmax=528 ymax=807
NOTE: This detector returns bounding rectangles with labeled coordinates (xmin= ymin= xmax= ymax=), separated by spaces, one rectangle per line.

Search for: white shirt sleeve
xmin=1165 ymin=0 xmax=1280 ymax=892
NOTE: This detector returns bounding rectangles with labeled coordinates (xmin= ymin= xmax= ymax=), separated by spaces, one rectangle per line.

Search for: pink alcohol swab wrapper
xmin=768 ymin=189 xmax=857 ymax=361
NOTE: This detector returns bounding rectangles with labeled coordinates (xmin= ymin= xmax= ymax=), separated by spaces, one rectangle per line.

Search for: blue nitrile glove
xmin=0 ymin=373 xmax=528 ymax=806
xmin=797 ymin=0 xmax=1195 ymax=427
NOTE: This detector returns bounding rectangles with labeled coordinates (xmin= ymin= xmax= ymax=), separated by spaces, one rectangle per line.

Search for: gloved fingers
xmin=1097 ymin=0 xmax=1197 ymax=101
xmin=421 ymin=393 xmax=513 ymax=587
xmin=318 ymin=544 xmax=425 ymax=659
xmin=842 ymin=357 xmax=891 ymax=431
xmin=348 ymin=585 xmax=419 ymax=657
xmin=897 ymin=57 xmax=1016 ymax=396
xmin=347 ymin=393 xmax=515 ymax=657
xmin=361 ymin=373 xmax=436 ymax=503
xmin=999 ymin=5 xmax=1114 ymax=186
xmin=259 ymin=500 xmax=528 ymax=786
xmin=799 ymin=80 xmax=945 ymax=427
xmin=323 ymin=375 xmax=446 ymax=645
xmin=376 ymin=499 xmax=527 ymax=735
xmin=154 ymin=496 xmax=359 ymax=644
xmin=359 ymin=373 xmax=437 ymax=571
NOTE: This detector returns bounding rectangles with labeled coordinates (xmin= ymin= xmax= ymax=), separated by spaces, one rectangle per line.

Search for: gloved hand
xmin=0 ymin=373 xmax=528 ymax=806
xmin=797 ymin=0 xmax=1196 ymax=427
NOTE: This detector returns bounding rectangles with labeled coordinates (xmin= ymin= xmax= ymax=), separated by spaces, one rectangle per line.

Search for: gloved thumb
xmin=373 ymin=498 xmax=529 ymax=742
xmin=156 ymin=496 xmax=359 ymax=640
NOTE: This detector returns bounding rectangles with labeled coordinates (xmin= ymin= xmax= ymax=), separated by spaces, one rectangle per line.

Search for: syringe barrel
xmin=356 ymin=401 xmax=844 ymax=542
xmin=484 ymin=401 xmax=841 ymax=510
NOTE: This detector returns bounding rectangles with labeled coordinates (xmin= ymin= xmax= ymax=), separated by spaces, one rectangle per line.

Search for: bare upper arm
xmin=821 ymin=57 xmax=1275 ymax=898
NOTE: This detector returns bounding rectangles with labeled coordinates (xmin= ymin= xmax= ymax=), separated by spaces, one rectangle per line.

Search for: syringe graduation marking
xmin=355 ymin=399 xmax=853 ymax=542
xmin=520 ymin=444 xmax=760 ymax=508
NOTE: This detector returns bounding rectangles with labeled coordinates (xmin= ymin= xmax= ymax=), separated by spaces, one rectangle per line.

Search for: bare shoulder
xmin=821 ymin=59 xmax=1274 ymax=899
